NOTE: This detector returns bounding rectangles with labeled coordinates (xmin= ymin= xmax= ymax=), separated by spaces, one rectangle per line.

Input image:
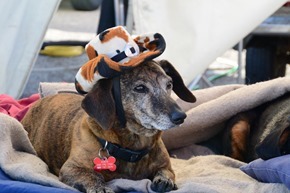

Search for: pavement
xmin=22 ymin=0 xmax=246 ymax=97
xmin=22 ymin=0 xmax=99 ymax=97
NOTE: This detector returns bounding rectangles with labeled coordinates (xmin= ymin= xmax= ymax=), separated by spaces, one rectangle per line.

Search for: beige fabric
xmin=108 ymin=156 xmax=290 ymax=193
xmin=38 ymin=82 xmax=77 ymax=97
xmin=0 ymin=113 xmax=76 ymax=191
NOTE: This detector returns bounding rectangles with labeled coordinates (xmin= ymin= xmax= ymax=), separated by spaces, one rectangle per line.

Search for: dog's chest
xmin=99 ymin=157 xmax=152 ymax=181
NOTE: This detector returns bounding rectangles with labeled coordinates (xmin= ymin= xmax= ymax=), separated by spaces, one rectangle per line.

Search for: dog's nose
xmin=170 ymin=110 xmax=187 ymax=125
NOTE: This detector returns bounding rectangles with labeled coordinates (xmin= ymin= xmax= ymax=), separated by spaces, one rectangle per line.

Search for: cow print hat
xmin=75 ymin=26 xmax=166 ymax=94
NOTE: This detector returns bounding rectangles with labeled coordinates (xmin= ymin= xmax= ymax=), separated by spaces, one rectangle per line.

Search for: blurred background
xmin=1 ymin=0 xmax=290 ymax=98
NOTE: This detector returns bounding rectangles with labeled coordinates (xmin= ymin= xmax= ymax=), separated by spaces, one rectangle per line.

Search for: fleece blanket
xmin=0 ymin=113 xmax=77 ymax=192
xmin=108 ymin=156 xmax=290 ymax=193
xmin=2 ymin=77 xmax=290 ymax=192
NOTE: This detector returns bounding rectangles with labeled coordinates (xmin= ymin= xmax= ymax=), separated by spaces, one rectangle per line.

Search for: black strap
xmin=111 ymin=51 xmax=127 ymax=62
xmin=112 ymin=76 xmax=126 ymax=128
xmin=111 ymin=47 xmax=136 ymax=62
xmin=96 ymin=137 xmax=150 ymax=162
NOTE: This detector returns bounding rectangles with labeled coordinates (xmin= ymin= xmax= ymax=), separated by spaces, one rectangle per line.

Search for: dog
xmin=222 ymin=93 xmax=290 ymax=162
xmin=21 ymin=60 xmax=196 ymax=193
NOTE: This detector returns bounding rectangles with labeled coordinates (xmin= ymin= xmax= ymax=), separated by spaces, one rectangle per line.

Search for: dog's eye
xmin=166 ymin=81 xmax=173 ymax=90
xmin=116 ymin=49 xmax=121 ymax=54
xmin=134 ymin=85 xmax=148 ymax=93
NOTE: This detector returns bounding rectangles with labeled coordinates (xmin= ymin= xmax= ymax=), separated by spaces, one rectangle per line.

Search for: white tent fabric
xmin=132 ymin=0 xmax=287 ymax=85
xmin=0 ymin=0 xmax=60 ymax=98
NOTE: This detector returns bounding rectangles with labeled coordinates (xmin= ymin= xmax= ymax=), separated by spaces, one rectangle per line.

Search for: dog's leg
xmin=223 ymin=111 xmax=256 ymax=162
xmin=151 ymin=168 xmax=177 ymax=192
xmin=59 ymin=160 xmax=114 ymax=193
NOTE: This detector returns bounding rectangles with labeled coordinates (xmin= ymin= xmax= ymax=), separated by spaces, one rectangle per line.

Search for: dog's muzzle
xmin=169 ymin=104 xmax=186 ymax=125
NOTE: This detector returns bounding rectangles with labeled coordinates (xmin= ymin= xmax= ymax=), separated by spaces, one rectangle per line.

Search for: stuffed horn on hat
xmin=75 ymin=26 xmax=166 ymax=94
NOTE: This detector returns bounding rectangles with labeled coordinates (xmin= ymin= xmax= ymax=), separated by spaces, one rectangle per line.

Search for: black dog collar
xmin=96 ymin=136 xmax=150 ymax=162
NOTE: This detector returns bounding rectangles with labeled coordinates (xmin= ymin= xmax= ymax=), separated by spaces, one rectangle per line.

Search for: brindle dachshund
xmin=21 ymin=60 xmax=196 ymax=193
xmin=223 ymin=93 xmax=290 ymax=163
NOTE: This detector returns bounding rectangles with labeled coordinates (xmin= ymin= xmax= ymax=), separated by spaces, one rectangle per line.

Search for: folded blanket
xmin=109 ymin=156 xmax=289 ymax=193
xmin=0 ymin=113 xmax=77 ymax=191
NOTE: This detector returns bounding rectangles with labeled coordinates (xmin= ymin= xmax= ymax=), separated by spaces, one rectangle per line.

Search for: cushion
xmin=240 ymin=154 xmax=290 ymax=189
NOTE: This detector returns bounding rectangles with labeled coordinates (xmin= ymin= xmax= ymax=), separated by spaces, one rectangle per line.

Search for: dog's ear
xmin=158 ymin=60 xmax=196 ymax=103
xmin=82 ymin=79 xmax=115 ymax=130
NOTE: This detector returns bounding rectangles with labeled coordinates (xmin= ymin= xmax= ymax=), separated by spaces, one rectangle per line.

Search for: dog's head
xmin=82 ymin=60 xmax=195 ymax=136
xmin=255 ymin=116 xmax=290 ymax=160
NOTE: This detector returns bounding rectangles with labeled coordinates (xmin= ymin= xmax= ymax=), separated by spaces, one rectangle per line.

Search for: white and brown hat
xmin=75 ymin=26 xmax=166 ymax=94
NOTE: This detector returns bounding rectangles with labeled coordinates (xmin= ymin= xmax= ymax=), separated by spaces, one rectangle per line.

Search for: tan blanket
xmin=2 ymin=77 xmax=290 ymax=192
xmin=109 ymin=156 xmax=289 ymax=193
xmin=0 ymin=113 xmax=76 ymax=191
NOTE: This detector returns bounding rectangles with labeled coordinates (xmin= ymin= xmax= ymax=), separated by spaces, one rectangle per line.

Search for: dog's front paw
xmin=151 ymin=175 xmax=177 ymax=192
xmin=73 ymin=184 xmax=114 ymax=193
xmin=95 ymin=186 xmax=115 ymax=193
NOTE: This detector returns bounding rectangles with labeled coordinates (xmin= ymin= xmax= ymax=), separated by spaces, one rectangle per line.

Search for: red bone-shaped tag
xmin=93 ymin=156 xmax=116 ymax=172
